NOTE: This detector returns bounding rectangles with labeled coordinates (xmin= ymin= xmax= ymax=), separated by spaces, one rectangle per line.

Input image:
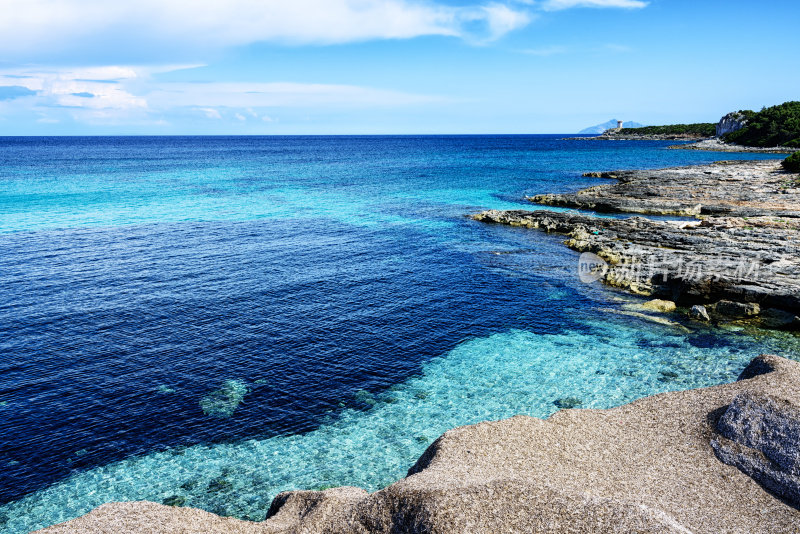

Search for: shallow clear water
xmin=0 ymin=136 xmax=795 ymax=532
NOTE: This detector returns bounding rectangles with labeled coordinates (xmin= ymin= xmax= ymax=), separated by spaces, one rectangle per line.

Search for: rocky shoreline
xmin=38 ymin=354 xmax=800 ymax=533
xmin=569 ymin=133 xmax=711 ymax=141
xmin=475 ymin=159 xmax=800 ymax=329
xmin=670 ymin=138 xmax=800 ymax=153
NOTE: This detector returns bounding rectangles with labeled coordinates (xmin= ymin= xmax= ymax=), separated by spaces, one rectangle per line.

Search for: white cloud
xmin=0 ymin=0 xmax=531 ymax=61
xmin=201 ymin=108 xmax=222 ymax=120
xmin=0 ymin=65 xmax=446 ymax=125
xmin=1 ymin=66 xmax=147 ymax=113
xmin=479 ymin=4 xmax=532 ymax=41
xmin=540 ymin=0 xmax=647 ymax=10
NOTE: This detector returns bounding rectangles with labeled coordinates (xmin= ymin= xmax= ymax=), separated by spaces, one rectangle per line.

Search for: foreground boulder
xmin=712 ymin=390 xmax=800 ymax=506
xmin=39 ymin=355 xmax=800 ymax=534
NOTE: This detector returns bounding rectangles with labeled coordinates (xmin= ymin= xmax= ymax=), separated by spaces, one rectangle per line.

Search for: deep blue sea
xmin=0 ymin=135 xmax=797 ymax=532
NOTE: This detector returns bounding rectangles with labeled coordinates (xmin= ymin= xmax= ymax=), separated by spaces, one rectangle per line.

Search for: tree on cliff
xmin=724 ymin=101 xmax=800 ymax=148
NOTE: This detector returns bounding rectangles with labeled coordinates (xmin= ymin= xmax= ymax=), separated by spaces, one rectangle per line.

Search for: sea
xmin=0 ymin=135 xmax=797 ymax=532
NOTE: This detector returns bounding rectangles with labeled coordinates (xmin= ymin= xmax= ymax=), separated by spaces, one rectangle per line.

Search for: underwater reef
xmin=199 ymin=380 xmax=249 ymax=418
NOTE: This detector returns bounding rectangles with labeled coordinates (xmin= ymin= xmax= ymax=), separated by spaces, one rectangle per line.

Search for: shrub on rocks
xmin=783 ymin=152 xmax=800 ymax=173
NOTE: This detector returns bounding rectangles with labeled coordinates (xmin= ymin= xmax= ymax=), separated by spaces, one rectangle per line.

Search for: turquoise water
xmin=0 ymin=136 xmax=795 ymax=532
xmin=4 ymin=317 xmax=798 ymax=531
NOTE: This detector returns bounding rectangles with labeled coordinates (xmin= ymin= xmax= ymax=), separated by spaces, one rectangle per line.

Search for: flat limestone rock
xmin=713 ymin=300 xmax=761 ymax=318
xmin=471 ymin=208 xmax=800 ymax=321
xmin=641 ymin=299 xmax=677 ymax=313
xmin=526 ymin=160 xmax=800 ymax=218
xmin=37 ymin=355 xmax=800 ymax=534
xmin=474 ymin=159 xmax=800 ymax=327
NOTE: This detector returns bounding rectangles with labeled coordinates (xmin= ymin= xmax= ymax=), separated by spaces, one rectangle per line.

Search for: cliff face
xmin=716 ymin=111 xmax=749 ymax=137
xmin=38 ymin=354 xmax=800 ymax=534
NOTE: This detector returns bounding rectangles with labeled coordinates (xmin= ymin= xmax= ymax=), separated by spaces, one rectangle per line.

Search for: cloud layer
xmin=0 ymin=0 xmax=532 ymax=62
xmin=0 ymin=0 xmax=649 ymax=132
xmin=540 ymin=0 xmax=647 ymax=10
xmin=0 ymin=65 xmax=447 ymax=127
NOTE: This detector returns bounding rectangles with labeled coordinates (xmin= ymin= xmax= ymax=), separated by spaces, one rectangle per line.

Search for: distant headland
xmin=575 ymin=101 xmax=800 ymax=152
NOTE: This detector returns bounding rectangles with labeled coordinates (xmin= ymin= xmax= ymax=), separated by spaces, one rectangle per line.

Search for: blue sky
xmin=0 ymin=0 xmax=798 ymax=134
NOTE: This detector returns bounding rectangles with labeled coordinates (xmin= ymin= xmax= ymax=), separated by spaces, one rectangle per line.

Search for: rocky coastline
xmin=569 ymin=132 xmax=711 ymax=141
xmin=38 ymin=354 xmax=800 ymax=533
xmin=474 ymin=159 xmax=800 ymax=329
xmin=670 ymin=138 xmax=800 ymax=153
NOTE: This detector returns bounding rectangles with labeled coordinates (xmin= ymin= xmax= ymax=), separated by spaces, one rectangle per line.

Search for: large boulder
xmin=641 ymin=299 xmax=677 ymax=313
xmin=712 ymin=392 xmax=800 ymax=506
xmin=689 ymin=304 xmax=711 ymax=321
xmin=712 ymin=299 xmax=761 ymax=318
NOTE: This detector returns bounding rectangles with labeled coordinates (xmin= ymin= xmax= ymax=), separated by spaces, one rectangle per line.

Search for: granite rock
xmin=712 ymin=390 xmax=800 ymax=506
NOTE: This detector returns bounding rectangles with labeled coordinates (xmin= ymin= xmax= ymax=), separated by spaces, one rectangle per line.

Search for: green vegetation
xmin=617 ymin=123 xmax=716 ymax=136
xmin=783 ymin=152 xmax=800 ymax=173
xmin=724 ymin=101 xmax=800 ymax=147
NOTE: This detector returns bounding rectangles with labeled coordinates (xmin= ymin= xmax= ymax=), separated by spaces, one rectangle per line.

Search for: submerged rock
xmin=206 ymin=476 xmax=233 ymax=494
xmin=761 ymin=308 xmax=800 ymax=330
xmin=689 ymin=304 xmax=711 ymax=321
xmin=199 ymin=380 xmax=249 ymax=418
xmin=162 ymin=495 xmax=186 ymax=507
xmin=641 ymin=299 xmax=677 ymax=313
xmin=39 ymin=355 xmax=800 ymax=534
xmin=553 ymin=396 xmax=583 ymax=409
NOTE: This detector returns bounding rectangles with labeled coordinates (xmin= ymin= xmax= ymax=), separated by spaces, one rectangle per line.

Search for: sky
xmin=0 ymin=0 xmax=798 ymax=135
